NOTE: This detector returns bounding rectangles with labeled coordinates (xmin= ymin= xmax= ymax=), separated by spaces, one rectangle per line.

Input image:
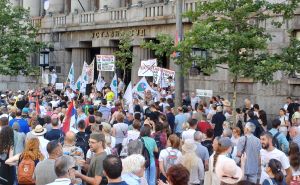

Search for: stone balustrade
xmin=110 ymin=8 xmax=127 ymax=21
xmin=80 ymin=12 xmax=95 ymax=24
xmin=31 ymin=16 xmax=42 ymax=27
xmin=145 ymin=3 xmax=164 ymax=18
xmin=53 ymin=15 xmax=66 ymax=26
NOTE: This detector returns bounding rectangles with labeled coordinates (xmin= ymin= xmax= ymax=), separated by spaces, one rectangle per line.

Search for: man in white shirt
xmin=190 ymin=92 xmax=200 ymax=110
xmin=182 ymin=118 xmax=198 ymax=141
xmin=260 ymin=132 xmax=292 ymax=184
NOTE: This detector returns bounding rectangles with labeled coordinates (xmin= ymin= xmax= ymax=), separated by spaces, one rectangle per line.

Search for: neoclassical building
xmin=7 ymin=0 xmax=300 ymax=116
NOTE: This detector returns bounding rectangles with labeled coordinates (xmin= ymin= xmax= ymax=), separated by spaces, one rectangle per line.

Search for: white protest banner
xmin=138 ymin=59 xmax=157 ymax=76
xmin=132 ymin=77 xmax=153 ymax=99
xmin=55 ymin=83 xmax=64 ymax=90
xmin=96 ymin=55 xmax=115 ymax=71
xmin=196 ymin=89 xmax=213 ymax=97
xmin=153 ymin=67 xmax=175 ymax=88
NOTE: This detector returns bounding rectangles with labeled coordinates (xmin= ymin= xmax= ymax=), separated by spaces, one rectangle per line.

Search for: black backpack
xmin=141 ymin=138 xmax=151 ymax=169
xmin=75 ymin=133 xmax=89 ymax=158
xmin=269 ymin=131 xmax=281 ymax=150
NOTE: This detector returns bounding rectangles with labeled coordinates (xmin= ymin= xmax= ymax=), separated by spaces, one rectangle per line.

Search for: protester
xmin=182 ymin=118 xmax=198 ymax=141
xmin=9 ymin=109 xmax=30 ymax=134
xmin=262 ymin=159 xmax=287 ymax=185
xmin=201 ymin=128 xmax=214 ymax=156
xmin=158 ymin=164 xmax=190 ymax=185
xmin=103 ymin=155 xmax=128 ymax=185
xmin=288 ymin=142 xmax=300 ymax=177
xmin=121 ymin=154 xmax=147 ymax=185
xmin=212 ymin=106 xmax=226 ymax=137
xmin=194 ymin=131 xmax=209 ymax=170
xmin=12 ymin=122 xmax=26 ymax=155
xmin=31 ymin=124 xmax=49 ymax=157
xmin=34 ymin=141 xmax=63 ymax=185
xmin=289 ymin=126 xmax=300 ymax=149
xmin=45 ymin=118 xmax=64 ymax=141
xmin=269 ymin=119 xmax=289 ymax=154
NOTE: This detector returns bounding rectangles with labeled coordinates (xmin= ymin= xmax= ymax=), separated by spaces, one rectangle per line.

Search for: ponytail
xmin=268 ymin=159 xmax=284 ymax=185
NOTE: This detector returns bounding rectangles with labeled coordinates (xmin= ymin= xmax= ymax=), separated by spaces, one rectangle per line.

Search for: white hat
xmin=17 ymin=94 xmax=23 ymax=99
xmin=215 ymin=157 xmax=243 ymax=184
xmin=182 ymin=139 xmax=197 ymax=153
xmin=31 ymin=125 xmax=47 ymax=136
xmin=1 ymin=94 xmax=6 ymax=97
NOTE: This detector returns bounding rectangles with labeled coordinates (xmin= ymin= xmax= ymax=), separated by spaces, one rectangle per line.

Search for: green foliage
xmin=114 ymin=32 xmax=133 ymax=81
xmin=177 ymin=0 xmax=300 ymax=84
xmin=141 ymin=33 xmax=174 ymax=66
xmin=0 ymin=0 xmax=44 ymax=76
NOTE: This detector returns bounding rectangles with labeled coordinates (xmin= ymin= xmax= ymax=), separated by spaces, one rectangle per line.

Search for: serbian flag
xmin=35 ymin=98 xmax=41 ymax=115
xmin=62 ymin=101 xmax=76 ymax=134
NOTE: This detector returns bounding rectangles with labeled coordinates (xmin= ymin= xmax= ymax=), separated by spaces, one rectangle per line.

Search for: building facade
xmin=7 ymin=0 xmax=300 ymax=116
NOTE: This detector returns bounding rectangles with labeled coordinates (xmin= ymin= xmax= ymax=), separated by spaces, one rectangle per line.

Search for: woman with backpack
xmin=140 ymin=125 xmax=158 ymax=185
xmin=6 ymin=138 xmax=44 ymax=185
xmin=158 ymin=134 xmax=182 ymax=183
xmin=0 ymin=126 xmax=15 ymax=185
xmin=262 ymin=159 xmax=287 ymax=185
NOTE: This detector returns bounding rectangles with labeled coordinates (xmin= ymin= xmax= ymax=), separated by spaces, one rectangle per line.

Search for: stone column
xmin=72 ymin=48 xmax=91 ymax=80
xmin=131 ymin=46 xmax=152 ymax=84
xmin=99 ymin=47 xmax=117 ymax=83
xmin=23 ymin=0 xmax=40 ymax=16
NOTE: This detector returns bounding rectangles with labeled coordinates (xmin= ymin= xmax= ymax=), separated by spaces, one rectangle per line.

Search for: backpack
xmin=75 ymin=133 xmax=89 ymax=158
xmin=270 ymin=131 xmax=281 ymax=150
xmin=18 ymin=158 xmax=35 ymax=184
xmin=164 ymin=148 xmax=178 ymax=171
xmin=141 ymin=138 xmax=151 ymax=169
xmin=154 ymin=133 xmax=162 ymax=151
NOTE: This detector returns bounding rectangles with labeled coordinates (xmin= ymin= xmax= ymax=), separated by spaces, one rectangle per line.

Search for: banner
xmin=196 ymin=89 xmax=213 ymax=97
xmin=153 ymin=67 xmax=175 ymax=88
xmin=123 ymin=82 xmax=133 ymax=105
xmin=96 ymin=55 xmax=115 ymax=71
xmin=55 ymin=83 xmax=64 ymax=90
xmin=132 ymin=77 xmax=153 ymax=99
xmin=86 ymin=60 xmax=94 ymax=84
xmin=67 ymin=63 xmax=76 ymax=91
xmin=96 ymin=72 xmax=106 ymax=91
xmin=138 ymin=59 xmax=157 ymax=76
xmin=110 ymin=73 xmax=118 ymax=100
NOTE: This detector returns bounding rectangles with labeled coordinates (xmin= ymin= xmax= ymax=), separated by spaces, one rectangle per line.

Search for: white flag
xmin=110 ymin=73 xmax=118 ymax=99
xmin=132 ymin=77 xmax=153 ymax=99
xmin=75 ymin=62 xmax=89 ymax=94
xmin=86 ymin=60 xmax=94 ymax=84
xmin=67 ymin=63 xmax=76 ymax=91
xmin=123 ymin=82 xmax=133 ymax=105
xmin=96 ymin=72 xmax=106 ymax=91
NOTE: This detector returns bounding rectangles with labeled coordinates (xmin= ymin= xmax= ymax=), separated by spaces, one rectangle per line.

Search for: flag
xmin=123 ymin=82 xmax=133 ymax=105
xmin=35 ymin=98 xmax=40 ymax=115
xmin=110 ymin=73 xmax=118 ymax=99
xmin=62 ymin=101 xmax=76 ymax=134
xmin=75 ymin=62 xmax=89 ymax=94
xmin=86 ymin=60 xmax=94 ymax=84
xmin=96 ymin=72 xmax=106 ymax=91
xmin=67 ymin=63 xmax=76 ymax=91
xmin=132 ymin=77 xmax=153 ymax=99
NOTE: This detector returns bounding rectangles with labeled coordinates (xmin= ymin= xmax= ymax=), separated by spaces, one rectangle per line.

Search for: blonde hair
xmin=122 ymin=154 xmax=145 ymax=174
xmin=181 ymin=151 xmax=199 ymax=171
xmin=22 ymin=138 xmax=44 ymax=161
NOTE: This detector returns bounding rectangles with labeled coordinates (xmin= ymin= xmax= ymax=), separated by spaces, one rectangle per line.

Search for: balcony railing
xmin=145 ymin=3 xmax=164 ymax=18
xmin=53 ymin=15 xmax=66 ymax=26
xmin=110 ymin=8 xmax=127 ymax=21
xmin=80 ymin=12 xmax=95 ymax=24
xmin=31 ymin=17 xmax=42 ymax=27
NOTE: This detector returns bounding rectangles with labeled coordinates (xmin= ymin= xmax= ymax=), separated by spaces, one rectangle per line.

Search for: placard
xmin=96 ymin=55 xmax=115 ymax=71
xmin=153 ymin=67 xmax=175 ymax=88
xmin=196 ymin=89 xmax=213 ymax=97
xmin=55 ymin=83 xmax=64 ymax=90
xmin=138 ymin=59 xmax=157 ymax=76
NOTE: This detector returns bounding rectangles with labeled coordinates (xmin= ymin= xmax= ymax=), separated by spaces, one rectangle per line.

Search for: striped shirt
xmin=237 ymin=134 xmax=261 ymax=174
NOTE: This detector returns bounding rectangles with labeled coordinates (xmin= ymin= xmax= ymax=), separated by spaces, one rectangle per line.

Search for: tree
xmin=0 ymin=0 xmax=44 ymax=75
xmin=176 ymin=0 xmax=300 ymax=125
xmin=114 ymin=33 xmax=133 ymax=82
xmin=141 ymin=33 xmax=174 ymax=67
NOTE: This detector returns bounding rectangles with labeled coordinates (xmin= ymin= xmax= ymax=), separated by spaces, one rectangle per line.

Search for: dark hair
xmin=247 ymin=110 xmax=255 ymax=119
xmin=260 ymin=131 xmax=273 ymax=140
xmin=140 ymin=125 xmax=151 ymax=137
xmin=88 ymin=107 xmax=94 ymax=115
xmin=44 ymin=115 xmax=51 ymax=124
xmin=78 ymin=120 xmax=86 ymax=130
xmin=0 ymin=117 xmax=9 ymax=126
xmin=103 ymin=155 xmax=123 ymax=179
xmin=51 ymin=118 xmax=59 ymax=127
xmin=134 ymin=112 xmax=141 ymax=120
xmin=289 ymin=142 xmax=300 ymax=171
xmin=155 ymin=122 xmax=163 ymax=132
xmin=94 ymin=111 xmax=102 ymax=118
xmin=272 ymin=119 xmax=281 ymax=128
xmin=206 ymin=128 xmax=214 ymax=138
xmin=279 ymin=108 xmax=286 ymax=114
xmin=268 ymin=159 xmax=284 ymax=184
xmin=47 ymin=140 xmax=60 ymax=155
xmin=236 ymin=108 xmax=241 ymax=114
xmin=188 ymin=118 xmax=198 ymax=127
xmin=253 ymin=104 xmax=259 ymax=110
xmin=258 ymin=110 xmax=267 ymax=126
xmin=132 ymin=120 xmax=141 ymax=130
xmin=166 ymin=164 xmax=190 ymax=185
xmin=236 ymin=180 xmax=256 ymax=185
xmin=0 ymin=126 xmax=14 ymax=154
xmin=89 ymin=116 xmax=96 ymax=124
xmin=16 ymin=109 xmax=22 ymax=117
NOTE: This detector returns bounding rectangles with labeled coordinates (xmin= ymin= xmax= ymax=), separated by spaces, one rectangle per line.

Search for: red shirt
xmin=197 ymin=121 xmax=212 ymax=134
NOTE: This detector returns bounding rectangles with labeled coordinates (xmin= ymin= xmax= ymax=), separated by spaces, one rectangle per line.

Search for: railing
xmin=110 ymin=8 xmax=127 ymax=21
xmin=31 ymin=17 xmax=42 ymax=27
xmin=184 ymin=0 xmax=197 ymax=12
xmin=53 ymin=15 xmax=66 ymax=26
xmin=80 ymin=12 xmax=95 ymax=23
xmin=145 ymin=3 xmax=164 ymax=17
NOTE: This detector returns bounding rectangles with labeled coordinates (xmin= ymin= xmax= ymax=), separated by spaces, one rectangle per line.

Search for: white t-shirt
xmin=181 ymin=129 xmax=196 ymax=141
xmin=260 ymin=148 xmax=290 ymax=184
xmin=159 ymin=147 xmax=182 ymax=171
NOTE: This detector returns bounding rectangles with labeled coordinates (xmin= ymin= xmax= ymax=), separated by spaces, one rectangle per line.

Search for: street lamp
xmin=39 ymin=49 xmax=50 ymax=68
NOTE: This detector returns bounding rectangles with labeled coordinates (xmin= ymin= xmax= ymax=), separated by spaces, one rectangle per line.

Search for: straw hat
xmin=182 ymin=139 xmax=197 ymax=153
xmin=215 ymin=157 xmax=243 ymax=184
xmin=31 ymin=125 xmax=47 ymax=136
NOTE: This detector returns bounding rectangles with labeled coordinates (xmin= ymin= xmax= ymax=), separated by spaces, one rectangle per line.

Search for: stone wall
xmin=0 ymin=75 xmax=41 ymax=91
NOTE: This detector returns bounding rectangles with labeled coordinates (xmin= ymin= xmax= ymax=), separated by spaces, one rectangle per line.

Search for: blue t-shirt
xmin=44 ymin=129 xmax=64 ymax=141
xmin=9 ymin=118 xmax=30 ymax=134
xmin=262 ymin=178 xmax=287 ymax=185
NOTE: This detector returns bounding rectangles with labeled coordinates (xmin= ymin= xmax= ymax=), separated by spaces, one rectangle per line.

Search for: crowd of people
xmin=0 ymin=82 xmax=299 ymax=185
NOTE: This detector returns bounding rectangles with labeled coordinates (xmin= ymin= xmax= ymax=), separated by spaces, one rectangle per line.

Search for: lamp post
xmin=39 ymin=49 xmax=50 ymax=68
xmin=174 ymin=0 xmax=184 ymax=108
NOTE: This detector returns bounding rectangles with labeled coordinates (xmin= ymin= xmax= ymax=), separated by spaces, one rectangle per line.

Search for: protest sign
xmin=55 ymin=83 xmax=64 ymax=90
xmin=138 ymin=59 xmax=157 ymax=76
xmin=153 ymin=67 xmax=175 ymax=88
xmin=196 ymin=89 xmax=213 ymax=97
xmin=96 ymin=55 xmax=115 ymax=71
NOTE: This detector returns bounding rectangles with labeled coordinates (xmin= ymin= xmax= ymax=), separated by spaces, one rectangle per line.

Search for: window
xmin=190 ymin=48 xmax=208 ymax=76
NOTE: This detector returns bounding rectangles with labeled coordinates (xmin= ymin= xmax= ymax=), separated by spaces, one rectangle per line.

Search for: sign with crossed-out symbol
xmin=138 ymin=59 xmax=157 ymax=77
